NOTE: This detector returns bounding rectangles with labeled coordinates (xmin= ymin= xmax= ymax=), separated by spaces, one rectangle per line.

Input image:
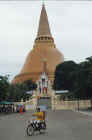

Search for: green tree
xmin=53 ymin=56 xmax=92 ymax=100
xmin=53 ymin=61 xmax=78 ymax=91
xmin=8 ymin=79 xmax=37 ymax=102
xmin=0 ymin=75 xmax=10 ymax=101
xmin=23 ymin=79 xmax=37 ymax=91
xmin=8 ymin=83 xmax=27 ymax=102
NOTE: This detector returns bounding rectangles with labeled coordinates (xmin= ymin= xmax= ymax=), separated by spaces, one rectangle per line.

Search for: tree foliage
xmin=53 ymin=56 xmax=92 ymax=99
xmin=0 ymin=75 xmax=10 ymax=101
xmin=0 ymin=76 xmax=37 ymax=102
xmin=53 ymin=61 xmax=78 ymax=91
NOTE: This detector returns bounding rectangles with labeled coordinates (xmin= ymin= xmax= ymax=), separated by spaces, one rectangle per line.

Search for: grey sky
xmin=0 ymin=1 xmax=92 ymax=81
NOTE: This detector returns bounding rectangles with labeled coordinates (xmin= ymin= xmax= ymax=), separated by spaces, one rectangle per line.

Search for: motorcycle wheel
xmin=42 ymin=122 xmax=46 ymax=129
xmin=39 ymin=122 xmax=47 ymax=134
xmin=26 ymin=124 xmax=34 ymax=136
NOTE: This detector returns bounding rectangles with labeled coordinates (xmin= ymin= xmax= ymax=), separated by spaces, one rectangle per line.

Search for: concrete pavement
xmin=0 ymin=110 xmax=92 ymax=140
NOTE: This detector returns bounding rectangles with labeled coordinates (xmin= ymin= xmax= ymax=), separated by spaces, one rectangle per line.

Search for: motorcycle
xmin=26 ymin=119 xmax=46 ymax=136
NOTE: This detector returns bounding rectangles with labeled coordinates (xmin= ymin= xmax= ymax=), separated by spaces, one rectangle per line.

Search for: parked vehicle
xmin=0 ymin=101 xmax=14 ymax=113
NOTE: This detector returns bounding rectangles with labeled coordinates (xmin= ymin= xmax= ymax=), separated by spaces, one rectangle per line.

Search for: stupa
xmin=12 ymin=4 xmax=64 ymax=84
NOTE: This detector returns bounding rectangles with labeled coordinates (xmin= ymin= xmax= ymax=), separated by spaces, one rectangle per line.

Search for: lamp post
xmin=77 ymin=97 xmax=79 ymax=111
xmin=77 ymin=70 xmax=81 ymax=111
xmin=53 ymin=95 xmax=56 ymax=112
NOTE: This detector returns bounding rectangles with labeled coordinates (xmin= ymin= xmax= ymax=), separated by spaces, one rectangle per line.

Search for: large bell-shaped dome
xmin=12 ymin=4 xmax=64 ymax=84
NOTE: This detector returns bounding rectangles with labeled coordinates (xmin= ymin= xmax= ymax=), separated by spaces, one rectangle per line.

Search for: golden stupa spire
xmin=12 ymin=2 xmax=64 ymax=84
xmin=37 ymin=4 xmax=52 ymax=38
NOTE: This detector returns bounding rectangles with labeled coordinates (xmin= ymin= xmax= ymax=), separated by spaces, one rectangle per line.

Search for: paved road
xmin=0 ymin=110 xmax=92 ymax=140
